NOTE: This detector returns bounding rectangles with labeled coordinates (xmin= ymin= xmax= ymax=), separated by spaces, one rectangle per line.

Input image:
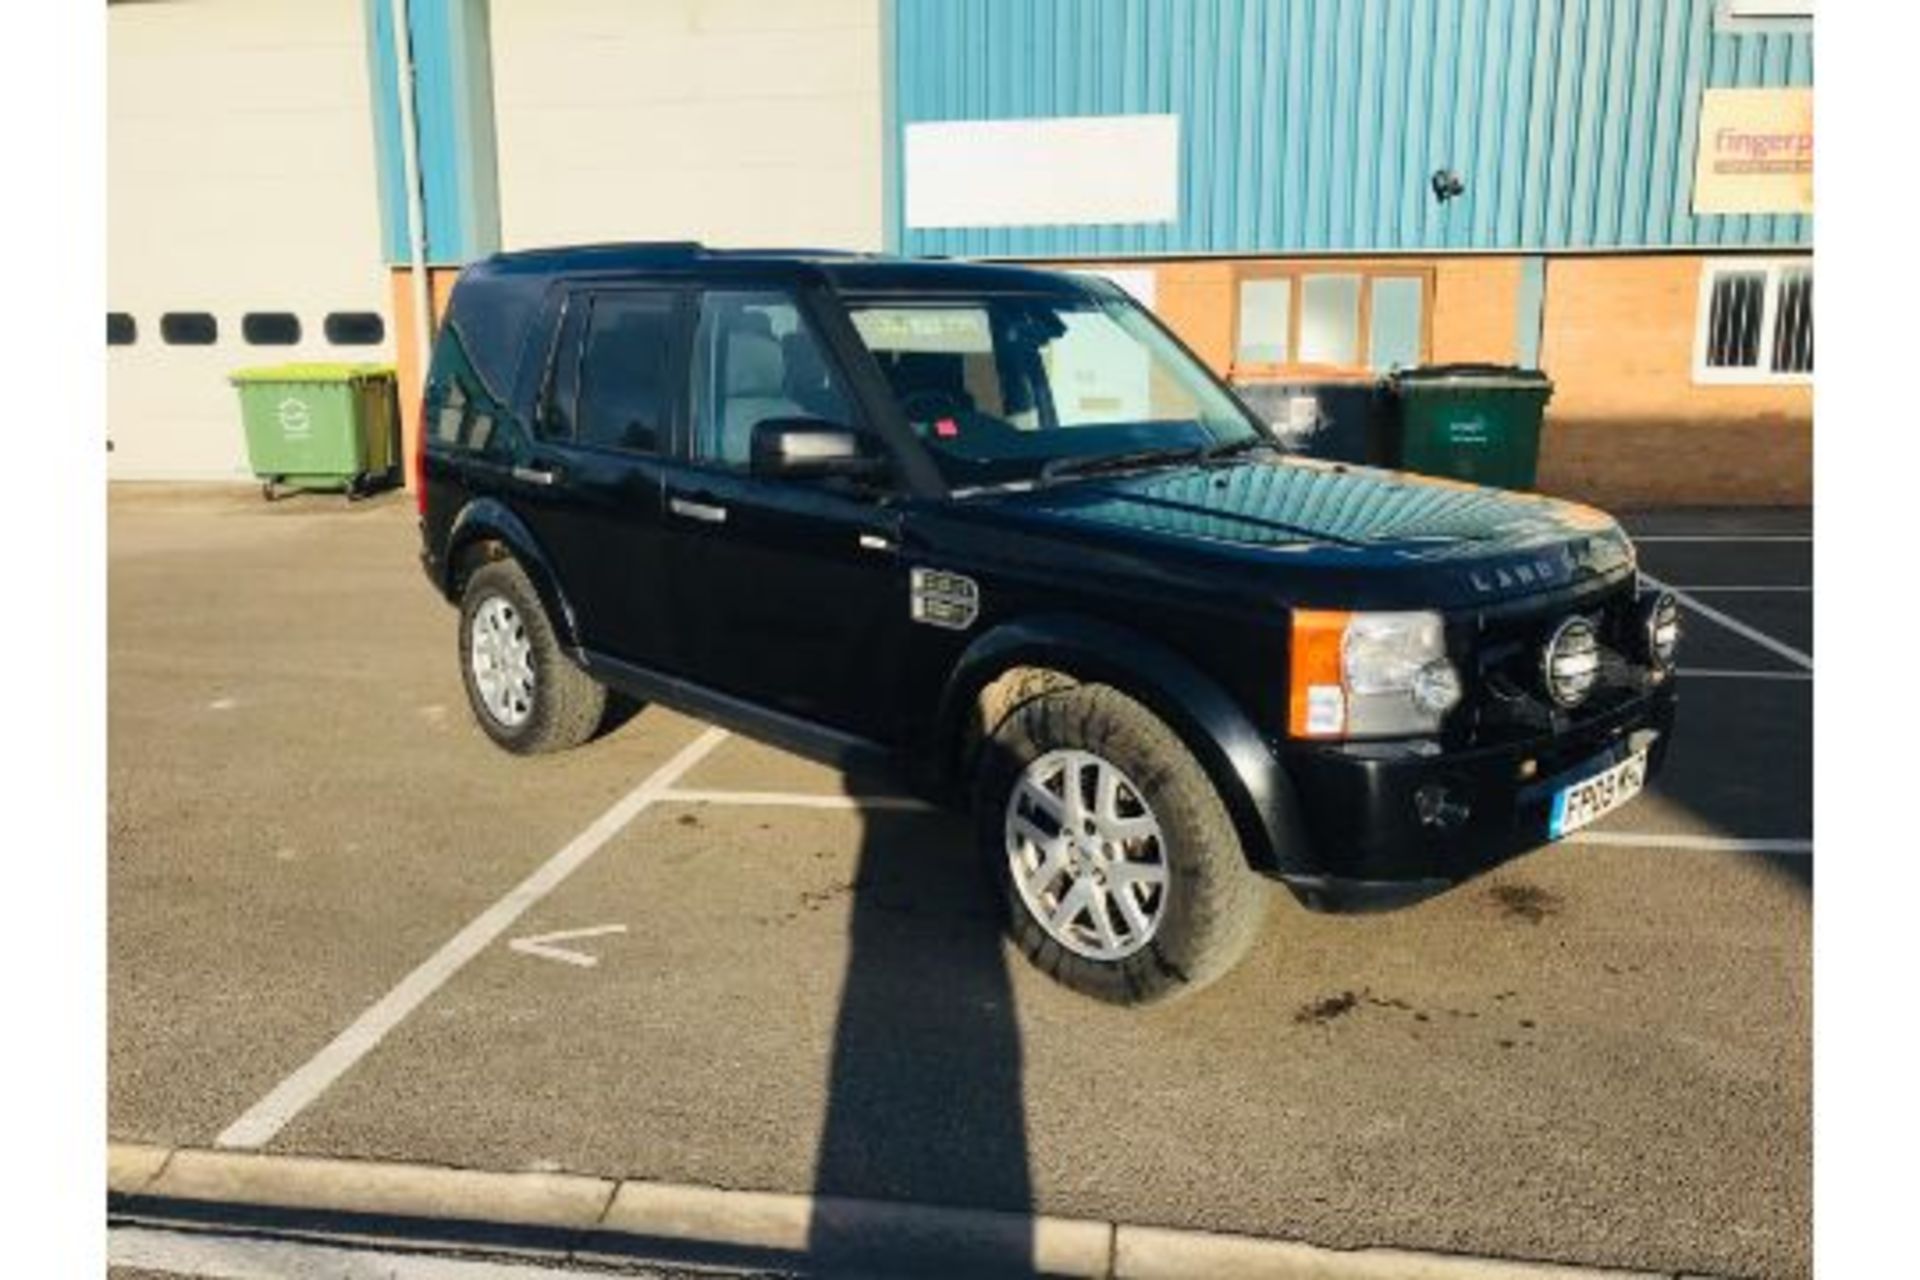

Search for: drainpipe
xmin=390 ymin=0 xmax=434 ymax=487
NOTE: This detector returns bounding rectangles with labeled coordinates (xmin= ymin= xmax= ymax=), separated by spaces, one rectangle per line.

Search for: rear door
xmin=657 ymin=286 xmax=910 ymax=740
xmin=507 ymin=285 xmax=687 ymax=669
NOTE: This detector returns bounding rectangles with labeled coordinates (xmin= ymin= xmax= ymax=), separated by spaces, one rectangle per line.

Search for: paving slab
xmin=1617 ymin=508 xmax=1811 ymax=539
xmin=275 ymin=797 xmax=1809 ymax=1278
xmin=1635 ymin=539 xmax=1812 ymax=590
xmin=109 ymin=493 xmax=1812 ymax=1278
xmin=109 ymin=497 xmax=713 ymax=1145
xmin=1591 ymin=677 xmax=1812 ymax=846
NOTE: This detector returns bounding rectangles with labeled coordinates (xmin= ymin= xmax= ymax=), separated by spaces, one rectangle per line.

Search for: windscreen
xmin=846 ymin=293 xmax=1263 ymax=487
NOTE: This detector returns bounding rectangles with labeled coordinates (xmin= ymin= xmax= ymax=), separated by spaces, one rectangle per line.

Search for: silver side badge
xmin=910 ymin=567 xmax=980 ymax=630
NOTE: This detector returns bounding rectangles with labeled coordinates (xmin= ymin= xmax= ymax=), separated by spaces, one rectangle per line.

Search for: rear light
xmin=412 ymin=402 xmax=427 ymax=516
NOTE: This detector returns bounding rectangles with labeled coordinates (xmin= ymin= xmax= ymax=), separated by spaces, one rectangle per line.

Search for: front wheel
xmin=458 ymin=559 xmax=607 ymax=754
xmin=975 ymin=684 xmax=1270 ymax=1005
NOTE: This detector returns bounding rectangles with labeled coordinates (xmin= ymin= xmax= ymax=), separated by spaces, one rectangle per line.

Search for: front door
xmin=659 ymin=287 xmax=909 ymax=742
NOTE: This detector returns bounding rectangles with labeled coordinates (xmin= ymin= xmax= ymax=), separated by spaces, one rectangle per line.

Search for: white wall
xmin=108 ymin=0 xmax=390 ymax=480
xmin=490 ymin=0 xmax=883 ymax=252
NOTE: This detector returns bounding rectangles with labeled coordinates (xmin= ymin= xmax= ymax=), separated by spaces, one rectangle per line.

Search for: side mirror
xmin=749 ymin=418 xmax=888 ymax=481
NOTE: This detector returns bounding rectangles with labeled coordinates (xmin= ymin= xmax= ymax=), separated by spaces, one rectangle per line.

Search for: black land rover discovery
xmin=417 ymin=244 xmax=1680 ymax=1004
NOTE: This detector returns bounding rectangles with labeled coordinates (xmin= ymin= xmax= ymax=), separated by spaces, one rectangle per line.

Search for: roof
xmin=465 ymin=242 xmax=1094 ymax=294
xmin=437 ymin=243 xmax=1103 ymax=407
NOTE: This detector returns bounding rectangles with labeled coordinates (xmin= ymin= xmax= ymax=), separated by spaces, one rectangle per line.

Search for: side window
xmin=536 ymin=296 xmax=590 ymax=441
xmin=574 ymin=292 xmax=676 ymax=453
xmin=690 ymin=291 xmax=858 ymax=469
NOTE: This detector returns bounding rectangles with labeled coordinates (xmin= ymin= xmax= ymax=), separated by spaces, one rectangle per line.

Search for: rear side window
xmin=160 ymin=312 xmax=218 ymax=345
xmin=574 ymin=293 xmax=676 ymax=454
xmin=424 ymin=323 xmax=505 ymax=452
xmin=107 ymin=313 xmax=136 ymax=346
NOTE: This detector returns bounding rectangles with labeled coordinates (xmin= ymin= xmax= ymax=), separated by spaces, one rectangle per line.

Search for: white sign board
xmin=905 ymin=115 xmax=1181 ymax=229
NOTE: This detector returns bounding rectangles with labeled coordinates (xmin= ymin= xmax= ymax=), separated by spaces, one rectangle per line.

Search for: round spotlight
xmin=1642 ymin=591 xmax=1682 ymax=672
xmin=1542 ymin=616 xmax=1601 ymax=708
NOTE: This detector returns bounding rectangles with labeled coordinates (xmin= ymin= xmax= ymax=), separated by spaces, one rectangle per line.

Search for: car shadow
xmin=806 ymin=784 xmax=1036 ymax=1274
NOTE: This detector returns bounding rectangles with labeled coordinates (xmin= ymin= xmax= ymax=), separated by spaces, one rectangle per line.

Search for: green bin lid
xmin=229 ymin=362 xmax=395 ymax=385
xmin=1389 ymin=362 xmax=1551 ymax=390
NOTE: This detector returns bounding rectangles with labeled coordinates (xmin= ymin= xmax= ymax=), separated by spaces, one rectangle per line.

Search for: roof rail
xmin=485 ymin=241 xmax=706 ymax=269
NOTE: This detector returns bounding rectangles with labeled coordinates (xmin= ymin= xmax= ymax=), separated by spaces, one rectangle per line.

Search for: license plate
xmin=1549 ymin=750 xmax=1648 ymax=839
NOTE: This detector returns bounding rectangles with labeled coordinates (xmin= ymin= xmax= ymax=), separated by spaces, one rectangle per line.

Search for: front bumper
xmin=1273 ymin=680 xmax=1678 ymax=911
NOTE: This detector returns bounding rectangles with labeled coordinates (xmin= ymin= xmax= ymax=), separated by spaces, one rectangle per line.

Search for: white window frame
xmin=1727 ymin=0 xmax=1811 ymax=18
xmin=1715 ymin=0 xmax=1813 ymax=32
xmin=1692 ymin=257 xmax=1813 ymax=387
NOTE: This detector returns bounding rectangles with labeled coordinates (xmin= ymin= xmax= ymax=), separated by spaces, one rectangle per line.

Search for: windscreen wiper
xmin=1197 ymin=433 xmax=1276 ymax=462
xmin=1039 ymin=445 xmax=1208 ymax=483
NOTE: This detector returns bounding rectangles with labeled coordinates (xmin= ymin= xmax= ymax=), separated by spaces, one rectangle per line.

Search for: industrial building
xmin=107 ymin=0 xmax=1812 ymax=505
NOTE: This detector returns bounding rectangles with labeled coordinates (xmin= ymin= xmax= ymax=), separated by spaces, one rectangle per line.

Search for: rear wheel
xmin=458 ymin=559 xmax=606 ymax=754
xmin=975 ymin=684 xmax=1270 ymax=1004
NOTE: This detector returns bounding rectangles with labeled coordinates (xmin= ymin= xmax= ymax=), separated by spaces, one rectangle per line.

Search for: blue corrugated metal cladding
xmin=890 ymin=0 xmax=1811 ymax=257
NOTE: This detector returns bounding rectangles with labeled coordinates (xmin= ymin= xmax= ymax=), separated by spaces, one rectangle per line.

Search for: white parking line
xmin=661 ymin=787 xmax=934 ymax=812
xmin=1565 ymin=831 xmax=1812 ymax=855
xmin=1644 ymin=574 xmax=1813 ymax=671
xmin=1681 ymin=668 xmax=1813 ymax=682
xmin=214 ymin=726 xmax=730 ymax=1151
xmin=1631 ymin=534 xmax=1810 ymax=543
xmin=1666 ymin=584 xmax=1812 ymax=593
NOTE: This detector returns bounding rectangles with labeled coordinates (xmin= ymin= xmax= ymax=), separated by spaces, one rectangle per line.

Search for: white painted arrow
xmin=507 ymin=923 xmax=627 ymax=968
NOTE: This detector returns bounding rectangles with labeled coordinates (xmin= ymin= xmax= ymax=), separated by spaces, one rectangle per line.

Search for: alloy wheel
xmin=1003 ymin=749 xmax=1170 ymax=961
xmin=469 ymin=595 xmax=535 ymax=728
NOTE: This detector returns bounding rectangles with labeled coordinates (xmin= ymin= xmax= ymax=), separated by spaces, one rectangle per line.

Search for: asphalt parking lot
xmin=107 ymin=488 xmax=1811 ymax=1279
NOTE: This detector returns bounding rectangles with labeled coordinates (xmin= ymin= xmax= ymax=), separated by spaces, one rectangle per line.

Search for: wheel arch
xmin=934 ymin=614 xmax=1313 ymax=878
xmin=442 ymin=498 xmax=582 ymax=652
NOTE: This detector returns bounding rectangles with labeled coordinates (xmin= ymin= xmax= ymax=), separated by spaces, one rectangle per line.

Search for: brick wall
xmin=1535 ymin=255 xmax=1811 ymax=507
xmin=388 ymin=267 xmax=463 ymax=491
xmin=1431 ymin=257 xmax=1522 ymax=366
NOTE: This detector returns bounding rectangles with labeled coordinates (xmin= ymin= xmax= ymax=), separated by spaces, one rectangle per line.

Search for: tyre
xmin=457 ymin=559 xmax=607 ymax=754
xmin=975 ymin=683 xmax=1271 ymax=1005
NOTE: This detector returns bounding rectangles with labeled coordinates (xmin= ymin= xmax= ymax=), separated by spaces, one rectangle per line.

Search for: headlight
xmin=1639 ymin=590 xmax=1681 ymax=674
xmin=1541 ymin=615 xmax=1601 ymax=708
xmin=1290 ymin=610 xmax=1462 ymax=739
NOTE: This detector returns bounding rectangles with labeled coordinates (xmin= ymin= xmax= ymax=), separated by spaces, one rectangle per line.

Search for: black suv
xmin=418 ymin=244 xmax=1679 ymax=1004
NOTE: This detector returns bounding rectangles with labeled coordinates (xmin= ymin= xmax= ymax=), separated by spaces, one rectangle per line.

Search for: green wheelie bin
xmin=1388 ymin=364 xmax=1553 ymax=490
xmin=229 ymin=363 xmax=399 ymax=501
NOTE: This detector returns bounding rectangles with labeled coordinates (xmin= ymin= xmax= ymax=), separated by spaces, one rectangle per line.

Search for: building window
xmin=1695 ymin=259 xmax=1812 ymax=384
xmin=324 ymin=312 xmax=386 ymax=345
xmin=107 ymin=313 xmax=136 ymax=346
xmin=1233 ymin=266 xmax=1430 ymax=375
xmin=242 ymin=312 xmax=302 ymax=346
xmin=159 ymin=313 xmax=218 ymax=346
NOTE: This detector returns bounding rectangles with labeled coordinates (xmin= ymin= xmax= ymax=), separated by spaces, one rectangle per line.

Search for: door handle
xmin=511 ymin=464 xmax=560 ymax=487
xmin=670 ymin=496 xmax=729 ymax=524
